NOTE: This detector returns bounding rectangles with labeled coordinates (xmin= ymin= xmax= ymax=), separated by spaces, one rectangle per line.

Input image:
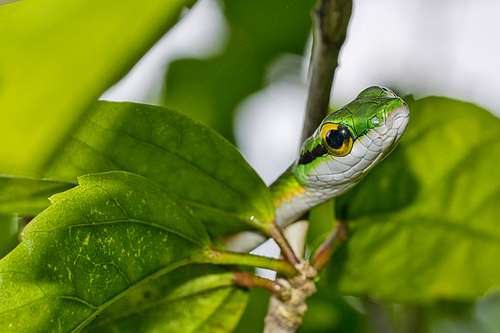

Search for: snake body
xmin=271 ymin=86 xmax=410 ymax=228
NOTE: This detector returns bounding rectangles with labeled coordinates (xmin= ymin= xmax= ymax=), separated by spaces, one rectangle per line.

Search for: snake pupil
xmin=320 ymin=123 xmax=354 ymax=157
xmin=326 ymin=129 xmax=345 ymax=149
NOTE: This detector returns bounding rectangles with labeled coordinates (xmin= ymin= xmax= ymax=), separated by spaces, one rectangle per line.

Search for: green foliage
xmin=300 ymin=291 xmax=365 ymax=333
xmin=233 ymin=288 xmax=269 ymax=333
xmin=0 ymin=0 xmax=194 ymax=176
xmin=0 ymin=214 xmax=19 ymax=259
xmin=0 ymin=176 xmax=75 ymax=216
xmin=0 ymin=172 xmax=212 ymax=331
xmin=85 ymin=266 xmax=248 ymax=333
xmin=426 ymin=293 xmax=500 ymax=333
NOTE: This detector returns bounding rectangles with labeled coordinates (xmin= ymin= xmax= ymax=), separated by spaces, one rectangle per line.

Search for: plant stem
xmin=311 ymin=220 xmax=348 ymax=273
xmin=263 ymin=266 xmax=317 ymax=333
xmin=269 ymin=222 xmax=300 ymax=266
xmin=233 ymin=271 xmax=289 ymax=301
xmin=203 ymin=247 xmax=298 ymax=277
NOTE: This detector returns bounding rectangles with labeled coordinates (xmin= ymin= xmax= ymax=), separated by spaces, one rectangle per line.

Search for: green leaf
xmin=233 ymin=288 xmax=270 ymax=333
xmin=0 ymin=214 xmax=19 ymax=259
xmin=84 ymin=265 xmax=248 ymax=333
xmin=330 ymin=96 xmax=500 ymax=303
xmin=0 ymin=171 xmax=211 ymax=332
xmin=0 ymin=0 xmax=193 ymax=176
xmin=0 ymin=175 xmax=75 ymax=216
xmin=7 ymin=101 xmax=274 ymax=235
xmin=163 ymin=0 xmax=316 ymax=142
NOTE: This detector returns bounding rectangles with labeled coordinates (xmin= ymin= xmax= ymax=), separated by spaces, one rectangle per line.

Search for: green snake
xmin=228 ymin=86 xmax=410 ymax=251
xmin=271 ymin=85 xmax=410 ymax=228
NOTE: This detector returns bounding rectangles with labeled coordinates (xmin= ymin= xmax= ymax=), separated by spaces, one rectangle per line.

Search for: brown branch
xmin=263 ymin=263 xmax=317 ymax=333
xmin=233 ymin=271 xmax=290 ymax=301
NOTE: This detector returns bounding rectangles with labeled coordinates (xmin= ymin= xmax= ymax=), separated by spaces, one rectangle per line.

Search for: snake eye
xmin=321 ymin=123 xmax=354 ymax=157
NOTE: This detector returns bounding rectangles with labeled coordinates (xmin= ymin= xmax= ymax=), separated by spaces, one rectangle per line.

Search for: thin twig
xmin=269 ymin=222 xmax=300 ymax=266
xmin=301 ymin=0 xmax=352 ymax=144
xmin=311 ymin=220 xmax=348 ymax=273
xmin=233 ymin=271 xmax=290 ymax=301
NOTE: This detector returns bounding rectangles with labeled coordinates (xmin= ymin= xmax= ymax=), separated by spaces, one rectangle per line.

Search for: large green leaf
xmin=0 ymin=0 xmax=193 ymax=176
xmin=1 ymin=101 xmax=274 ymax=235
xmin=0 ymin=171 xmax=211 ymax=332
xmin=327 ymin=96 xmax=500 ymax=303
xmin=163 ymin=0 xmax=316 ymax=142
xmin=85 ymin=265 xmax=248 ymax=333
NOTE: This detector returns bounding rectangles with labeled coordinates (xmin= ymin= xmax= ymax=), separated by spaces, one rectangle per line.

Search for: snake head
xmin=270 ymin=86 xmax=409 ymax=228
xmin=295 ymin=86 xmax=410 ymax=193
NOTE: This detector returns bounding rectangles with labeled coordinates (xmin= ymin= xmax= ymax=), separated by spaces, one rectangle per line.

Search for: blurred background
xmin=101 ymin=0 xmax=500 ymax=185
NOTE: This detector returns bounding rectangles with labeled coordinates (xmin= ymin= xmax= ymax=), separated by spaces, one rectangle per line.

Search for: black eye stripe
xmin=298 ymin=144 xmax=328 ymax=165
xmin=298 ymin=151 xmax=314 ymax=165
xmin=312 ymin=144 xmax=328 ymax=157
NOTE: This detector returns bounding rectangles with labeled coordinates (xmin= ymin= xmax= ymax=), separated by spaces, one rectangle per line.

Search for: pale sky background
xmin=101 ymin=0 xmax=500 ymax=275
